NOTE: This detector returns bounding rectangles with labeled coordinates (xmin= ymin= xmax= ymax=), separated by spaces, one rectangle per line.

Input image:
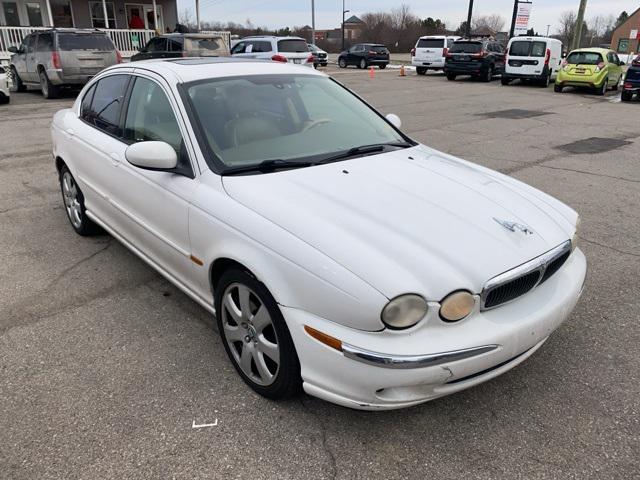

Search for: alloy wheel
xmin=61 ymin=171 xmax=82 ymax=229
xmin=221 ymin=283 xmax=280 ymax=386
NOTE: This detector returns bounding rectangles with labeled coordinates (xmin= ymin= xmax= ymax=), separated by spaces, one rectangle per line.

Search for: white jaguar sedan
xmin=51 ymin=58 xmax=586 ymax=410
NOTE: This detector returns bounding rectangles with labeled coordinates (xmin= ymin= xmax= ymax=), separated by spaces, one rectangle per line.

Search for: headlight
xmin=571 ymin=216 xmax=581 ymax=252
xmin=439 ymin=291 xmax=475 ymax=322
xmin=381 ymin=294 xmax=428 ymax=329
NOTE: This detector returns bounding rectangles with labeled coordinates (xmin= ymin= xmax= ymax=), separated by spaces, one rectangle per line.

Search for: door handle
xmin=109 ymin=152 xmax=120 ymax=165
xmin=66 ymin=128 xmax=75 ymax=136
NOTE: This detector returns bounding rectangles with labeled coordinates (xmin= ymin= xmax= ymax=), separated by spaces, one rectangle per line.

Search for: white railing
xmin=1 ymin=26 xmax=232 ymax=64
xmin=0 ymin=26 xmax=156 ymax=62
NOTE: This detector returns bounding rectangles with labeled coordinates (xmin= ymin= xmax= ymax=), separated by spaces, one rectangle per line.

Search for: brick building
xmin=611 ymin=7 xmax=640 ymax=54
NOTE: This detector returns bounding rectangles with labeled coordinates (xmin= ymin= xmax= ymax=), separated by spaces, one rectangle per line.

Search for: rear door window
xmin=450 ymin=42 xmax=482 ymax=54
xmin=167 ymin=38 xmax=183 ymax=52
xmin=566 ymin=51 xmax=603 ymax=65
xmin=83 ymin=75 xmax=130 ymax=136
xmin=417 ymin=38 xmax=444 ymax=48
xmin=246 ymin=40 xmax=271 ymax=53
xmin=277 ymin=39 xmax=308 ymax=53
xmin=57 ymin=33 xmax=114 ymax=51
xmin=37 ymin=33 xmax=53 ymax=51
xmin=371 ymin=45 xmax=388 ymax=54
xmin=145 ymin=37 xmax=166 ymax=52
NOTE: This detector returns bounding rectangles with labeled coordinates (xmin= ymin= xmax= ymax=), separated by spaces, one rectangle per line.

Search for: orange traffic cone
xmin=369 ymin=66 xmax=375 ymax=79
xmin=399 ymin=65 xmax=406 ymax=77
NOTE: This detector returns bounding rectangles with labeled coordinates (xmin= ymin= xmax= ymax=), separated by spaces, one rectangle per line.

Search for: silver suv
xmin=9 ymin=28 xmax=120 ymax=99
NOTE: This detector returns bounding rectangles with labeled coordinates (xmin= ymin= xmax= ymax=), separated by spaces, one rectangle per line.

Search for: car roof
xmin=509 ymin=36 xmax=559 ymax=42
xmin=102 ymin=57 xmax=325 ymax=83
xmin=418 ymin=35 xmax=458 ymax=39
xmin=241 ymin=36 xmax=305 ymax=41
xmin=160 ymin=33 xmax=223 ymax=38
xmin=571 ymin=47 xmax=611 ymax=53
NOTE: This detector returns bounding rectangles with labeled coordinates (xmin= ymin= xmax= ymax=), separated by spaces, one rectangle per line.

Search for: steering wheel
xmin=303 ymin=118 xmax=332 ymax=132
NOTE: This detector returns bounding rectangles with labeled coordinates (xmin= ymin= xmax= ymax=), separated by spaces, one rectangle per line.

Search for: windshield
xmin=566 ymin=51 xmax=603 ymax=65
xmin=184 ymin=75 xmax=406 ymax=172
xmin=277 ymin=39 xmax=308 ymax=53
xmin=450 ymin=42 xmax=482 ymax=54
xmin=509 ymin=40 xmax=546 ymax=57
xmin=57 ymin=33 xmax=114 ymax=51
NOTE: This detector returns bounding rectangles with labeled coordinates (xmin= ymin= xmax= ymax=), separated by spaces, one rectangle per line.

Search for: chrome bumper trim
xmin=341 ymin=343 xmax=499 ymax=369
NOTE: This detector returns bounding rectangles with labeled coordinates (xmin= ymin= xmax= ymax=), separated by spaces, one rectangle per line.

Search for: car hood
xmin=222 ymin=146 xmax=576 ymax=301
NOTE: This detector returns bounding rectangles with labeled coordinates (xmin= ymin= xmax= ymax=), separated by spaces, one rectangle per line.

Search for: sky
xmin=177 ymin=0 xmax=636 ymax=34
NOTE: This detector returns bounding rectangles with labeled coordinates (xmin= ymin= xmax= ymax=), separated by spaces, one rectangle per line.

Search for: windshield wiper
xmin=222 ymin=159 xmax=314 ymax=175
xmin=315 ymin=142 xmax=413 ymax=165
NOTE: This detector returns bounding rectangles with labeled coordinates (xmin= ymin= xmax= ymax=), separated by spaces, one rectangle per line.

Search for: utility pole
xmin=546 ymin=24 xmax=551 ymax=36
xmin=509 ymin=0 xmax=519 ymax=38
xmin=571 ymin=0 xmax=588 ymax=50
xmin=342 ymin=0 xmax=349 ymax=50
xmin=311 ymin=0 xmax=315 ymax=45
xmin=465 ymin=0 xmax=474 ymax=38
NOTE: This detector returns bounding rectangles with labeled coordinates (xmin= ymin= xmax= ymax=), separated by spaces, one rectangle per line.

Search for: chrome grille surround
xmin=480 ymin=240 xmax=573 ymax=311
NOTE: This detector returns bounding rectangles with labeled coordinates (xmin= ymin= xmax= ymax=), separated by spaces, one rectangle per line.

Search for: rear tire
xmin=58 ymin=165 xmax=100 ymax=236
xmin=39 ymin=69 xmax=59 ymax=99
xmin=359 ymin=58 xmax=367 ymax=69
xmin=416 ymin=67 xmax=427 ymax=75
xmin=621 ymin=90 xmax=633 ymax=102
xmin=378 ymin=64 xmax=386 ymax=69
xmin=215 ymin=268 xmax=302 ymax=400
xmin=446 ymin=73 xmax=456 ymax=81
xmin=10 ymin=67 xmax=26 ymax=92
xmin=541 ymin=73 xmax=551 ymax=88
xmin=596 ymin=78 xmax=608 ymax=96
xmin=501 ymin=76 xmax=511 ymax=85
xmin=612 ymin=76 xmax=620 ymax=91
xmin=554 ymin=84 xmax=563 ymax=93
xmin=0 ymin=94 xmax=9 ymax=104
xmin=482 ymin=66 xmax=493 ymax=82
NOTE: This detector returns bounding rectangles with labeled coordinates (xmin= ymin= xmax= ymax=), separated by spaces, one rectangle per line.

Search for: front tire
xmin=10 ymin=67 xmax=26 ymax=92
xmin=58 ymin=165 xmax=99 ymax=236
xmin=501 ymin=76 xmax=511 ymax=85
xmin=378 ymin=64 xmax=386 ymax=69
xmin=359 ymin=58 xmax=367 ymax=69
xmin=215 ymin=268 xmax=301 ymax=400
xmin=39 ymin=69 xmax=59 ymax=99
xmin=554 ymin=83 xmax=563 ymax=93
xmin=338 ymin=58 xmax=347 ymax=68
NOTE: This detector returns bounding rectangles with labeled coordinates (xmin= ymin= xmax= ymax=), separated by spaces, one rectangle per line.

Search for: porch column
xmin=102 ymin=0 xmax=110 ymax=28
xmin=152 ymin=0 xmax=157 ymax=32
xmin=45 ymin=0 xmax=54 ymax=26
xmin=195 ymin=0 xmax=200 ymax=31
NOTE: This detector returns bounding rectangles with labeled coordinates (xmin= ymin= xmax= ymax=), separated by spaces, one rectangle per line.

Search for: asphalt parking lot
xmin=1 ymin=65 xmax=639 ymax=479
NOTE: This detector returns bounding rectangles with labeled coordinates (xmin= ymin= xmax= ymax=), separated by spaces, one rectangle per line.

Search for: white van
xmin=411 ymin=35 xmax=460 ymax=75
xmin=502 ymin=36 xmax=563 ymax=87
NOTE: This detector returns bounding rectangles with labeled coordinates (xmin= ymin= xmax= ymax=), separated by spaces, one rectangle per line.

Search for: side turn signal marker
xmin=304 ymin=325 xmax=343 ymax=352
xmin=190 ymin=255 xmax=204 ymax=266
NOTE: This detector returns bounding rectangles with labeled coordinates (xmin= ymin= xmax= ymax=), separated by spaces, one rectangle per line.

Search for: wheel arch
xmin=210 ymin=257 xmax=257 ymax=296
xmin=55 ymin=156 xmax=66 ymax=174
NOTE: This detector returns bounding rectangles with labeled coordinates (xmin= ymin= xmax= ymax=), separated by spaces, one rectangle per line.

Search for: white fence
xmin=0 ymin=27 xmax=159 ymax=63
xmin=1 ymin=27 xmax=232 ymax=63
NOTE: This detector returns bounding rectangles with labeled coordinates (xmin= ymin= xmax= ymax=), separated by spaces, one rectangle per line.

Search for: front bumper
xmin=284 ymin=248 xmax=587 ymax=410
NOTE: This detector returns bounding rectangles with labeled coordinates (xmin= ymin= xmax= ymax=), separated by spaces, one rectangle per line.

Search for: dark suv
xmin=338 ymin=43 xmax=389 ymax=69
xmin=622 ymin=55 xmax=640 ymax=102
xmin=444 ymin=39 xmax=505 ymax=82
xmin=131 ymin=33 xmax=229 ymax=61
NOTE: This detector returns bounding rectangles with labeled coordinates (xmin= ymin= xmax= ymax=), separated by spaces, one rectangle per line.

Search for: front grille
xmin=480 ymin=241 xmax=572 ymax=310
xmin=484 ymin=270 xmax=541 ymax=308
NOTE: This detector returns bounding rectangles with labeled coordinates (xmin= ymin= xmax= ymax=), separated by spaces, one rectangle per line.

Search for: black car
xmin=338 ymin=43 xmax=389 ymax=69
xmin=308 ymin=43 xmax=328 ymax=67
xmin=622 ymin=56 xmax=640 ymax=102
xmin=444 ymin=39 xmax=506 ymax=82
xmin=131 ymin=33 xmax=229 ymax=61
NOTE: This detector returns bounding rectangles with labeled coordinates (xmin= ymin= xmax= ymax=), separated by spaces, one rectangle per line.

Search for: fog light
xmin=440 ymin=291 xmax=475 ymax=322
xmin=381 ymin=294 xmax=428 ymax=329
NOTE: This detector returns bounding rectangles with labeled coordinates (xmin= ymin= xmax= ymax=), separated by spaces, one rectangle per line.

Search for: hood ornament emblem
xmin=493 ymin=218 xmax=534 ymax=235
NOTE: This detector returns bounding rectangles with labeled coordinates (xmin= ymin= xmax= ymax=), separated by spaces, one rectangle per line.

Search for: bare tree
xmin=556 ymin=10 xmax=577 ymax=48
xmin=472 ymin=14 xmax=505 ymax=35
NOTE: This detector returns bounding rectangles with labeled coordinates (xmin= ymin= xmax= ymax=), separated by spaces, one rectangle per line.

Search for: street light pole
xmin=546 ymin=24 xmax=551 ymax=36
xmin=509 ymin=0 xmax=519 ymax=38
xmin=465 ymin=0 xmax=474 ymax=38
xmin=311 ymin=0 xmax=315 ymax=45
xmin=342 ymin=0 xmax=349 ymax=50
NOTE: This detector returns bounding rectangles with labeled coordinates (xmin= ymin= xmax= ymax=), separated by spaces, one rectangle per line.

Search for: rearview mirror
xmin=8 ymin=46 xmax=18 ymax=54
xmin=386 ymin=113 xmax=402 ymax=129
xmin=125 ymin=141 xmax=177 ymax=170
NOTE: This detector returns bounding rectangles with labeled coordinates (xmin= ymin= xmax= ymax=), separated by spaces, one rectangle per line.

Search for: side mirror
xmin=8 ymin=46 xmax=18 ymax=53
xmin=619 ymin=60 xmax=626 ymax=66
xmin=125 ymin=141 xmax=177 ymax=170
xmin=386 ymin=113 xmax=402 ymax=129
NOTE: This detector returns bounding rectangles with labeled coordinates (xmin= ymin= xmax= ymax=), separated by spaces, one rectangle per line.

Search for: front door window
xmin=2 ymin=1 xmax=20 ymax=26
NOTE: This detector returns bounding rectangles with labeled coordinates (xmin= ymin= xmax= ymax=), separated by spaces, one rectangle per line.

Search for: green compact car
xmin=555 ymin=48 xmax=625 ymax=95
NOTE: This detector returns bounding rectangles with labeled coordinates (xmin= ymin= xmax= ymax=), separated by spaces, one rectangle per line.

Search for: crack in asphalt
xmin=300 ymin=398 xmax=338 ymax=480
xmin=539 ymin=165 xmax=640 ymax=184
xmin=579 ymin=237 xmax=640 ymax=259
xmin=0 ymin=149 xmax=52 ymax=161
xmin=43 ymin=239 xmax=113 ymax=290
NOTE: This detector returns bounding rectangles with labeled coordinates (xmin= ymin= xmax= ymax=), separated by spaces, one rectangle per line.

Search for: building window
xmin=26 ymin=2 xmax=43 ymax=26
xmin=617 ymin=38 xmax=630 ymax=54
xmin=89 ymin=1 xmax=116 ymax=28
xmin=51 ymin=0 xmax=73 ymax=27
xmin=2 ymin=2 xmax=21 ymax=26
